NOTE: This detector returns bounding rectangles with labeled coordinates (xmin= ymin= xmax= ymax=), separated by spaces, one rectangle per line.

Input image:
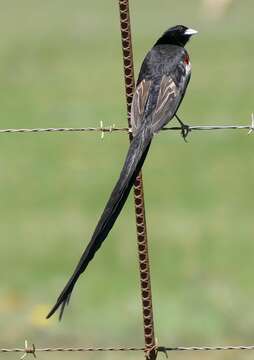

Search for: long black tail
xmin=46 ymin=125 xmax=153 ymax=319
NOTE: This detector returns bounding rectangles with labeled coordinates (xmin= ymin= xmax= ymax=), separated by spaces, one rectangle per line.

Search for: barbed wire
xmin=3 ymin=341 xmax=254 ymax=359
xmin=0 ymin=114 xmax=253 ymax=136
xmin=0 ymin=123 xmax=128 ymax=136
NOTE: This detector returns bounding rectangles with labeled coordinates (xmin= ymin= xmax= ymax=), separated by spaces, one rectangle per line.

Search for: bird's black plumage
xmin=47 ymin=25 xmax=197 ymax=319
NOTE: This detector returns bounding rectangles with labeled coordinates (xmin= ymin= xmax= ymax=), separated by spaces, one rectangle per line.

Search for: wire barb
xmin=100 ymin=121 xmax=105 ymax=139
xmin=20 ymin=341 xmax=36 ymax=360
xmin=248 ymin=113 xmax=254 ymax=134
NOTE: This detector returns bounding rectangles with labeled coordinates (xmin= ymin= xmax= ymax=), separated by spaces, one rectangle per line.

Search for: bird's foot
xmin=175 ymin=114 xmax=191 ymax=142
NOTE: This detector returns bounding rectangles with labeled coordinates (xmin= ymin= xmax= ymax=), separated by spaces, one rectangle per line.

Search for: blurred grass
xmin=0 ymin=0 xmax=254 ymax=359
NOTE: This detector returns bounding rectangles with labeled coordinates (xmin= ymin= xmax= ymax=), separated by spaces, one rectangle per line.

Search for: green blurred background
xmin=0 ymin=1 xmax=253 ymax=359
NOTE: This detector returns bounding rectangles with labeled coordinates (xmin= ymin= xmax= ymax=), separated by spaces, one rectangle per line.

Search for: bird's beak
xmin=184 ymin=28 xmax=198 ymax=36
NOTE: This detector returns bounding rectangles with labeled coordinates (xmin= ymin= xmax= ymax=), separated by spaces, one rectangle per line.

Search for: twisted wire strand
xmin=160 ymin=345 xmax=254 ymax=351
xmin=3 ymin=344 xmax=254 ymax=356
xmin=0 ymin=126 xmax=128 ymax=134
xmin=0 ymin=346 xmax=144 ymax=353
xmin=0 ymin=123 xmax=253 ymax=134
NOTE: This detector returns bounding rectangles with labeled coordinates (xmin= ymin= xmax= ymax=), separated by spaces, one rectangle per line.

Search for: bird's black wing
xmin=134 ymin=45 xmax=191 ymax=133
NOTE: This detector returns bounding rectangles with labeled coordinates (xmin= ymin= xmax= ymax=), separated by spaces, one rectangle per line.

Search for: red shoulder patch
xmin=184 ymin=54 xmax=189 ymax=65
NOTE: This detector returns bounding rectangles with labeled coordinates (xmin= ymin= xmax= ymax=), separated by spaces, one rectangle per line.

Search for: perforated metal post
xmin=118 ymin=1 xmax=157 ymax=359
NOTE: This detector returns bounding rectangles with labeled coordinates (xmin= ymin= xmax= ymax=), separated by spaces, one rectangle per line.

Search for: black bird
xmin=47 ymin=25 xmax=198 ymax=319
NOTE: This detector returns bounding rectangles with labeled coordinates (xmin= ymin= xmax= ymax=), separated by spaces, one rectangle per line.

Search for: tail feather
xmin=47 ymin=126 xmax=153 ymax=319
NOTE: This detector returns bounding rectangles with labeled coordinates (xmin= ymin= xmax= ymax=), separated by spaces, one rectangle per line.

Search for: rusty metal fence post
xmin=118 ymin=1 xmax=157 ymax=359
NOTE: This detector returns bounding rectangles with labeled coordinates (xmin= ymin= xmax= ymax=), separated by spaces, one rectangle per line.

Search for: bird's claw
xmin=175 ymin=114 xmax=191 ymax=142
xmin=181 ymin=123 xmax=190 ymax=142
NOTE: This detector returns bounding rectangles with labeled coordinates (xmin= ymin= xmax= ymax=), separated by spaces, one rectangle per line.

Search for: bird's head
xmin=156 ymin=25 xmax=198 ymax=47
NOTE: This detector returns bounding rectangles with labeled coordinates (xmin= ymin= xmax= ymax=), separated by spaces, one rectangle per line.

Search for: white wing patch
xmin=155 ymin=77 xmax=176 ymax=115
xmin=151 ymin=75 xmax=177 ymax=132
xmin=131 ymin=79 xmax=151 ymax=135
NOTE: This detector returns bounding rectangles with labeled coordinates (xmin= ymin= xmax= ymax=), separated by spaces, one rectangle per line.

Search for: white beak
xmin=184 ymin=28 xmax=198 ymax=36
